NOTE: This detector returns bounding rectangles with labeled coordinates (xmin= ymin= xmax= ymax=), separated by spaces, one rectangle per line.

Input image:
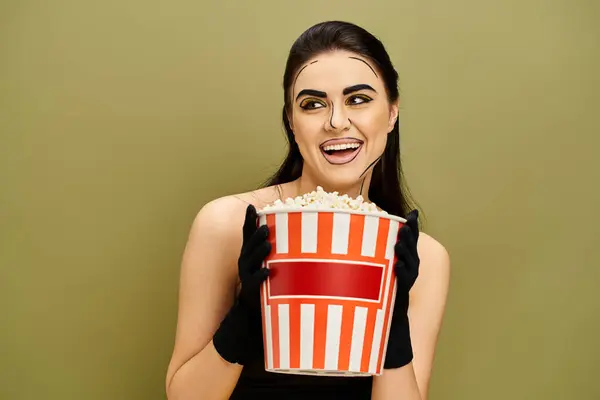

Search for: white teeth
xmin=322 ymin=142 xmax=361 ymax=152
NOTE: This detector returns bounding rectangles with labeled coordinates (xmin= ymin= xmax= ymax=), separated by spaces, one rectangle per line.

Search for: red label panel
xmin=268 ymin=260 xmax=383 ymax=300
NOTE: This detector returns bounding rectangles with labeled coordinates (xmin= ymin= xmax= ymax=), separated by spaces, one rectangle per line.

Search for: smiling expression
xmin=288 ymin=50 xmax=398 ymax=194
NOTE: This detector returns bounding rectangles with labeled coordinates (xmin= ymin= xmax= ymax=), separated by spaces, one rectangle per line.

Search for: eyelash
xmin=299 ymin=95 xmax=373 ymax=110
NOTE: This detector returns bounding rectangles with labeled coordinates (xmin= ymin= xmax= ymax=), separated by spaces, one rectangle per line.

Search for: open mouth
xmin=320 ymin=138 xmax=363 ymax=165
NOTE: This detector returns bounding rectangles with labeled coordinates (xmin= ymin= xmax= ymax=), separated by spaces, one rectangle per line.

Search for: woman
xmin=165 ymin=21 xmax=451 ymax=399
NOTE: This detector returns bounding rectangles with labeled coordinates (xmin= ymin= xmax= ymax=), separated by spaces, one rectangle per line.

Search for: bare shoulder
xmin=417 ymin=232 xmax=451 ymax=272
xmin=188 ymin=185 xmax=281 ymax=245
xmin=183 ymin=197 xmax=244 ymax=264
xmin=166 ymin=190 xmax=278 ymax=386
xmin=192 ymin=195 xmax=248 ymax=238
xmin=411 ymin=232 xmax=451 ymax=303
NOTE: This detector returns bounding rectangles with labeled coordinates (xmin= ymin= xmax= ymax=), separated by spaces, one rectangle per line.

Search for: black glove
xmin=384 ymin=209 xmax=420 ymax=369
xmin=213 ymin=204 xmax=271 ymax=365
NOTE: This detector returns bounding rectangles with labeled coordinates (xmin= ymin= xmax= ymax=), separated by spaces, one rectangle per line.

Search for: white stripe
xmin=368 ymin=221 xmax=399 ymax=374
xmin=300 ymin=304 xmax=315 ymax=369
xmin=385 ymin=220 xmax=399 ymax=260
xmin=278 ymin=304 xmax=290 ymax=368
xmin=349 ymin=306 xmax=368 ymax=372
xmin=275 ymin=213 xmax=289 ymax=254
xmin=361 ymin=215 xmax=379 ymax=257
xmin=369 ymin=309 xmax=385 ymax=373
xmin=301 ymin=212 xmax=318 ymax=253
xmin=331 ymin=213 xmax=350 ymax=254
xmin=259 ymin=215 xmax=268 ymax=268
xmin=265 ymin=305 xmax=273 ymax=369
xmin=381 ymin=221 xmax=399 ymax=307
xmin=324 ymin=304 xmax=343 ymax=370
xmin=381 ymin=282 xmax=398 ymax=370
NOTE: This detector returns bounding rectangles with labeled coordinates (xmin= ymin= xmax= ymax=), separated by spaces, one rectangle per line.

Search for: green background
xmin=1 ymin=1 xmax=599 ymax=399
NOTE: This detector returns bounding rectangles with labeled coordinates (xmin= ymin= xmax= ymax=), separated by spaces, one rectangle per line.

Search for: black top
xmin=229 ymin=357 xmax=374 ymax=399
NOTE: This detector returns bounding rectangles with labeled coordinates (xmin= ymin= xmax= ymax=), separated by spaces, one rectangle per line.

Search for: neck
xmin=291 ymin=173 xmax=373 ymax=202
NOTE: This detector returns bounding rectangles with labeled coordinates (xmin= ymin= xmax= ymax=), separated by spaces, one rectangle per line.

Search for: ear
xmin=388 ymin=101 xmax=399 ymax=132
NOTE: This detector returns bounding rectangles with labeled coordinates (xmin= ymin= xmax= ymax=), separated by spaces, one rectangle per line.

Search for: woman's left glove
xmin=384 ymin=209 xmax=420 ymax=369
xmin=212 ymin=204 xmax=271 ymax=365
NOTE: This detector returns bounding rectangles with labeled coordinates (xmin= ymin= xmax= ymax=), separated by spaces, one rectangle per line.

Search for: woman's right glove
xmin=384 ymin=209 xmax=420 ymax=369
xmin=213 ymin=204 xmax=271 ymax=365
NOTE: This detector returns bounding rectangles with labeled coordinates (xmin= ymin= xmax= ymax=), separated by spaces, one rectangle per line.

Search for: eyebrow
xmin=296 ymin=89 xmax=327 ymax=100
xmin=295 ymin=84 xmax=377 ymax=101
xmin=343 ymin=84 xmax=376 ymax=95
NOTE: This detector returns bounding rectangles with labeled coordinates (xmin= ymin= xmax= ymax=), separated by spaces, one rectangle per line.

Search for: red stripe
xmin=260 ymin=286 xmax=269 ymax=362
xmin=337 ymin=305 xmax=355 ymax=370
xmin=347 ymin=214 xmax=365 ymax=257
xmin=375 ymin=218 xmax=391 ymax=260
xmin=312 ymin=303 xmax=328 ymax=369
xmin=288 ymin=301 xmax=301 ymax=368
xmin=288 ymin=212 xmax=302 ymax=256
xmin=271 ymin=304 xmax=280 ymax=368
xmin=376 ymin=275 xmax=397 ymax=372
xmin=268 ymin=260 xmax=383 ymax=300
xmin=316 ymin=212 xmax=333 ymax=256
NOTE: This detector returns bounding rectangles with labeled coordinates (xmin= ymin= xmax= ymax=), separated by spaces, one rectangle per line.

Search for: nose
xmin=325 ymin=102 xmax=351 ymax=132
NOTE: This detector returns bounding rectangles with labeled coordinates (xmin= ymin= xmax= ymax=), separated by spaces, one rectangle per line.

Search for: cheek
xmin=291 ymin=115 xmax=323 ymax=147
xmin=352 ymin=107 xmax=391 ymax=142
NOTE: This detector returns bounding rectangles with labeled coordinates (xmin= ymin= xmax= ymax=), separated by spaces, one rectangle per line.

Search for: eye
xmin=299 ymin=99 xmax=326 ymax=110
xmin=346 ymin=94 xmax=372 ymax=105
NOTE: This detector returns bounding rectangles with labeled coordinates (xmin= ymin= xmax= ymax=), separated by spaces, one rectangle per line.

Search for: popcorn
xmin=261 ymin=186 xmax=388 ymax=215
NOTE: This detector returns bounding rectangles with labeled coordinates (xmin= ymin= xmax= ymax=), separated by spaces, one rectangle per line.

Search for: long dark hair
xmin=261 ymin=21 xmax=417 ymax=219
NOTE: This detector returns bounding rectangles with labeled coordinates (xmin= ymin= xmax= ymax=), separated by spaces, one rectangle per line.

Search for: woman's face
xmin=289 ymin=50 xmax=398 ymax=194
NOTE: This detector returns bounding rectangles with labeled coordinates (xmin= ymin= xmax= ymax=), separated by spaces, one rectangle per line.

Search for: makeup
xmin=349 ymin=57 xmax=378 ymax=77
xmin=292 ymin=60 xmax=319 ymax=98
xmin=296 ymin=89 xmax=327 ymax=101
xmin=358 ymin=154 xmax=384 ymax=195
xmin=320 ymin=137 xmax=363 ymax=165
xmin=296 ymin=84 xmax=376 ymax=103
xmin=343 ymin=84 xmax=376 ymax=95
xmin=329 ymin=103 xmax=336 ymax=128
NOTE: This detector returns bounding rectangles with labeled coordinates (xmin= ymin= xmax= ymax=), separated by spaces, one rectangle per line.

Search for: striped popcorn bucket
xmin=257 ymin=209 xmax=406 ymax=376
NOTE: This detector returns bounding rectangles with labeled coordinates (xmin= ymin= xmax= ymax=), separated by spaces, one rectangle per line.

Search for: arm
xmin=372 ymin=233 xmax=451 ymax=400
xmin=165 ymin=197 xmax=247 ymax=400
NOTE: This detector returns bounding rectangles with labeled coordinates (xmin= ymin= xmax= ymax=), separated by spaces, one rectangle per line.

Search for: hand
xmin=213 ymin=204 xmax=271 ymax=365
xmin=384 ymin=209 xmax=420 ymax=369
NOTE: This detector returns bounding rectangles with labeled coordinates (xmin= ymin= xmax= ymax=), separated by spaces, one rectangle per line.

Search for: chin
xmin=318 ymin=170 xmax=366 ymax=194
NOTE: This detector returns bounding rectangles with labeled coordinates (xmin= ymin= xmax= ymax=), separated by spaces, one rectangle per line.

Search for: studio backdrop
xmin=1 ymin=1 xmax=598 ymax=399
